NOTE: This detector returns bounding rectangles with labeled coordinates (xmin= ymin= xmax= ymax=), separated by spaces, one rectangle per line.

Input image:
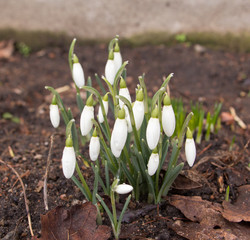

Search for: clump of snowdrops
xmin=46 ymin=36 xmax=196 ymax=239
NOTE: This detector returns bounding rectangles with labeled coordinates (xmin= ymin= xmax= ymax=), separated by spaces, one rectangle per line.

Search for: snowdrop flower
xmin=49 ymin=95 xmax=60 ymax=128
xmin=114 ymin=42 xmax=122 ymax=74
xmin=162 ymin=93 xmax=176 ymax=137
xmin=105 ymin=49 xmax=116 ymax=85
xmin=111 ymin=108 xmax=128 ymax=157
xmin=115 ymin=183 xmax=133 ymax=194
xmin=80 ymin=94 xmax=94 ymax=136
xmin=133 ymin=89 xmax=144 ymax=130
xmin=61 ymin=136 xmax=76 ymax=179
xmin=146 ymin=106 xmax=160 ymax=150
xmin=118 ymin=77 xmax=132 ymax=108
xmin=98 ymin=93 xmax=109 ymax=123
xmin=72 ymin=54 xmax=85 ymax=88
xmin=185 ymin=128 xmax=196 ymax=167
xmin=147 ymin=148 xmax=159 ymax=176
xmin=89 ymin=128 xmax=100 ymax=161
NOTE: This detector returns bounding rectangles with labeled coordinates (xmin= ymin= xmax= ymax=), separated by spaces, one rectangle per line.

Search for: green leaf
xmin=117 ymin=194 xmax=131 ymax=231
xmin=68 ymin=38 xmax=77 ymax=73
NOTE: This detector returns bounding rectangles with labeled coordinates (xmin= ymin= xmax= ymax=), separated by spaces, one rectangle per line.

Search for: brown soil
xmin=0 ymin=43 xmax=249 ymax=239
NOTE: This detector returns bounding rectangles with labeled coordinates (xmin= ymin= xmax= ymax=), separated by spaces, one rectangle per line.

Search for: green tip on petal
xmin=65 ymin=136 xmax=73 ymax=147
xmin=118 ymin=108 xmax=126 ymax=119
xmin=136 ymin=89 xmax=144 ymax=101
xmin=86 ymin=94 xmax=94 ymax=106
xmin=51 ymin=95 xmax=57 ymax=105
xmin=108 ymin=49 xmax=114 ymax=60
xmin=120 ymin=77 xmax=127 ymax=88
xmin=151 ymin=106 xmax=159 ymax=118
xmin=92 ymin=127 xmax=98 ymax=137
xmin=73 ymin=54 xmax=79 ymax=63
xmin=152 ymin=147 xmax=158 ymax=154
xmin=103 ymin=93 xmax=109 ymax=101
xmin=186 ymin=127 xmax=193 ymax=139
xmin=163 ymin=93 xmax=171 ymax=106
xmin=114 ymin=42 xmax=120 ymax=52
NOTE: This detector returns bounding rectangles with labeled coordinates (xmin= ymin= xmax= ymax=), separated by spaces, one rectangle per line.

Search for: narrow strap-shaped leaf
xmin=86 ymin=76 xmax=92 ymax=99
xmin=67 ymin=109 xmax=79 ymax=154
xmin=120 ymin=160 xmax=136 ymax=188
xmin=105 ymin=160 xmax=110 ymax=195
xmin=138 ymin=74 xmax=149 ymax=115
xmin=178 ymin=112 xmax=193 ymax=149
xmin=95 ymin=73 xmax=107 ymax=95
xmin=96 ymin=194 xmax=114 ymax=226
xmin=117 ymin=194 xmax=131 ymax=229
xmin=71 ymin=176 xmax=90 ymax=200
xmin=68 ymin=38 xmax=76 ymax=73
xmin=76 ymin=92 xmax=84 ymax=112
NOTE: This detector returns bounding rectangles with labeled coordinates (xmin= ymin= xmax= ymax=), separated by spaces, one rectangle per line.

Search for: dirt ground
xmin=0 ymin=42 xmax=249 ymax=239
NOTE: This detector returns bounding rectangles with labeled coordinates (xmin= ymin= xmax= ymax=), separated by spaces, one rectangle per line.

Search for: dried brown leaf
xmin=40 ymin=202 xmax=111 ymax=240
xmin=173 ymin=173 xmax=202 ymax=190
xmin=222 ymin=185 xmax=250 ymax=222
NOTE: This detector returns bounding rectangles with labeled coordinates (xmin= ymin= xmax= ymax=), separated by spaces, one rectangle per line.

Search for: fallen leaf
xmin=221 ymin=112 xmax=234 ymax=125
xmin=222 ymin=185 xmax=250 ymax=222
xmin=40 ymin=202 xmax=111 ymax=240
xmin=173 ymin=173 xmax=202 ymax=190
xmin=0 ymin=40 xmax=14 ymax=59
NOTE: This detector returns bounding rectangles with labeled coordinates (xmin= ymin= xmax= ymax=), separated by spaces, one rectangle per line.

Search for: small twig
xmin=43 ymin=133 xmax=54 ymax=211
xmin=0 ymin=158 xmax=34 ymax=237
xmin=197 ymin=143 xmax=212 ymax=157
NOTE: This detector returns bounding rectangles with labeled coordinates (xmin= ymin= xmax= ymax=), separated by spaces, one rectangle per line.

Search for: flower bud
xmin=62 ymin=137 xmax=76 ymax=179
xmin=97 ymin=94 xmax=109 ymax=123
xmin=89 ymin=129 xmax=100 ymax=161
xmin=119 ymin=77 xmax=131 ymax=108
xmin=114 ymin=42 xmax=122 ymax=74
xmin=162 ymin=94 xmax=175 ymax=137
xmin=80 ymin=96 xmax=94 ymax=136
xmin=133 ymin=89 xmax=144 ymax=130
xmin=115 ymin=183 xmax=133 ymax=194
xmin=111 ymin=108 xmax=128 ymax=157
xmin=185 ymin=128 xmax=196 ymax=167
xmin=72 ymin=54 xmax=85 ymax=88
xmin=50 ymin=103 xmax=60 ymax=128
xmin=147 ymin=151 xmax=159 ymax=176
xmin=146 ymin=107 xmax=160 ymax=150
xmin=105 ymin=49 xmax=116 ymax=85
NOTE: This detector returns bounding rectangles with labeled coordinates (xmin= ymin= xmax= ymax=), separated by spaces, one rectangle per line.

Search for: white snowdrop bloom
xmin=105 ymin=50 xmax=116 ymax=85
xmin=89 ymin=136 xmax=100 ymax=161
xmin=147 ymin=152 xmax=159 ymax=176
xmin=98 ymin=96 xmax=109 ymax=123
xmin=162 ymin=94 xmax=175 ymax=137
xmin=185 ymin=128 xmax=196 ymax=167
xmin=50 ymin=104 xmax=60 ymax=128
xmin=111 ymin=108 xmax=128 ymax=157
xmin=62 ymin=146 xmax=76 ymax=179
xmin=115 ymin=183 xmax=133 ymax=194
xmin=133 ymin=100 xmax=144 ymax=130
xmin=114 ymin=42 xmax=122 ymax=74
xmin=118 ymin=78 xmax=132 ymax=108
xmin=72 ymin=62 xmax=85 ymax=88
xmin=162 ymin=105 xmax=176 ymax=137
xmin=146 ymin=107 xmax=160 ymax=150
xmin=125 ymin=107 xmax=132 ymax=133
xmin=80 ymin=95 xmax=94 ymax=136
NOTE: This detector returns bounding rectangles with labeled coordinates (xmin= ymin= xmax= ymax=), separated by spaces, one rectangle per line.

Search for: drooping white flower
xmin=125 ymin=107 xmax=132 ymax=133
xmin=105 ymin=49 xmax=116 ymax=85
xmin=146 ymin=107 xmax=160 ymax=150
xmin=72 ymin=55 xmax=85 ymax=88
xmin=162 ymin=94 xmax=176 ymax=137
xmin=98 ymin=94 xmax=109 ymax=123
xmin=111 ymin=108 xmax=128 ymax=157
xmin=147 ymin=151 xmax=159 ymax=176
xmin=133 ymin=89 xmax=144 ymax=130
xmin=50 ymin=104 xmax=60 ymax=128
xmin=80 ymin=95 xmax=94 ymax=136
xmin=114 ymin=42 xmax=122 ymax=74
xmin=89 ymin=129 xmax=100 ymax=161
xmin=61 ymin=137 xmax=76 ymax=179
xmin=118 ymin=77 xmax=132 ymax=108
xmin=115 ymin=183 xmax=133 ymax=194
xmin=185 ymin=128 xmax=196 ymax=167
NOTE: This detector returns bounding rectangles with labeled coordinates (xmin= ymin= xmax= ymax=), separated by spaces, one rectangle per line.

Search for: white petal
xmin=146 ymin=118 xmax=160 ymax=150
xmin=114 ymin=52 xmax=122 ymax=74
xmin=147 ymin=153 xmax=159 ymax=176
xmin=119 ymin=88 xmax=132 ymax=108
xmin=62 ymin=146 xmax=76 ymax=179
xmin=133 ymin=101 xmax=145 ymax=130
xmin=185 ymin=138 xmax=196 ymax=167
xmin=89 ymin=136 xmax=100 ymax=161
xmin=50 ymin=104 xmax=60 ymax=128
xmin=73 ymin=62 xmax=85 ymax=88
xmin=162 ymin=105 xmax=176 ymax=137
xmin=105 ymin=59 xmax=116 ymax=85
xmin=125 ymin=107 xmax=132 ymax=133
xmin=111 ymin=118 xmax=128 ymax=157
xmin=115 ymin=183 xmax=133 ymax=194
xmin=80 ymin=106 xmax=94 ymax=136
xmin=98 ymin=100 xmax=109 ymax=123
